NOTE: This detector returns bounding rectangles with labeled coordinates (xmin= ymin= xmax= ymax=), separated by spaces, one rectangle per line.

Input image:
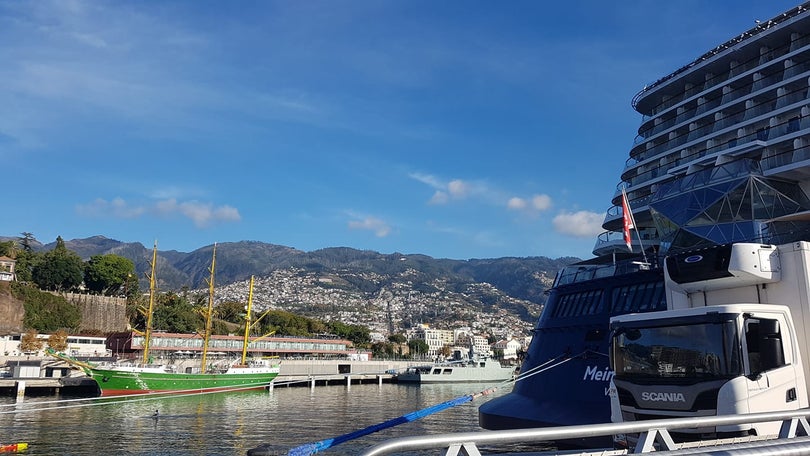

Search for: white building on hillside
xmin=455 ymin=332 xmax=492 ymax=358
xmin=492 ymin=338 xmax=522 ymax=360
xmin=0 ymin=256 xmax=15 ymax=281
xmin=410 ymin=324 xmax=454 ymax=357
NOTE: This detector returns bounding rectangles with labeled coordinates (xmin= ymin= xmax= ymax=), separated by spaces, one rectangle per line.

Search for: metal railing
xmin=359 ymin=408 xmax=810 ymax=456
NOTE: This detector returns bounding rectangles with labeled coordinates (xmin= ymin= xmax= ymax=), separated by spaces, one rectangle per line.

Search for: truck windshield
xmin=612 ymin=321 xmax=742 ymax=380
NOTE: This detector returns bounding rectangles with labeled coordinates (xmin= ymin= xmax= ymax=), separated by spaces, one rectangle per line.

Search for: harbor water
xmin=0 ymin=383 xmax=535 ymax=455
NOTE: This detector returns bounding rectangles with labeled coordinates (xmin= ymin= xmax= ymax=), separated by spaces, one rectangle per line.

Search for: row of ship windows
xmin=635 ymin=73 xmax=810 ymax=162
xmin=646 ymin=31 xmax=810 ymax=118
xmin=549 ymin=281 xmax=666 ymax=319
xmin=641 ymin=64 xmax=810 ymax=144
xmin=626 ymin=120 xmax=808 ymax=189
xmin=625 ymin=104 xmax=810 ymax=188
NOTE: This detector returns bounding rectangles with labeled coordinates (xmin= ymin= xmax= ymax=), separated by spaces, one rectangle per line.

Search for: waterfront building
xmin=491 ymin=338 xmax=522 ymax=361
xmin=0 ymin=333 xmax=108 ymax=357
xmin=108 ymin=331 xmax=354 ymax=360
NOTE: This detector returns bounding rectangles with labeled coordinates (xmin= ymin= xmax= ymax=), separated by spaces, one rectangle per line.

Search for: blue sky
xmin=0 ymin=1 xmax=801 ymax=260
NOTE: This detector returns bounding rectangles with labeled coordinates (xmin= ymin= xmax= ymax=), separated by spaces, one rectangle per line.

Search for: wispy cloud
xmin=347 ymin=214 xmax=392 ymax=237
xmin=409 ymin=172 xmax=498 ymax=206
xmin=76 ymin=197 xmax=241 ymax=228
xmin=410 ymin=172 xmax=557 ymax=218
xmin=76 ymin=197 xmax=146 ymax=219
xmin=552 ymin=211 xmax=604 ymax=238
xmin=155 ymin=199 xmax=241 ymax=227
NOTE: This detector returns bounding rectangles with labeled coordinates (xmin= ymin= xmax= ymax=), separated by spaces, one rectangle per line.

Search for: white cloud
xmin=76 ymin=197 xmax=145 ymax=218
xmin=507 ymin=197 xmax=526 ymax=210
xmin=409 ymin=172 xmax=494 ymax=206
xmin=155 ymin=199 xmax=241 ymax=227
xmin=507 ymin=193 xmax=552 ymax=214
xmin=447 ymin=179 xmax=469 ymax=198
xmin=348 ymin=216 xmax=391 ymax=237
xmin=429 ymin=191 xmax=449 ymax=205
xmin=552 ymin=211 xmax=604 ymax=238
xmin=532 ymin=194 xmax=552 ymax=211
xmin=408 ymin=172 xmax=444 ymax=190
xmin=77 ymin=196 xmax=241 ymax=228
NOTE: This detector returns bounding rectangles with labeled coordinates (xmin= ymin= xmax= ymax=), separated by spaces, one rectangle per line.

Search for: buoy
xmin=0 ymin=442 xmax=28 ymax=453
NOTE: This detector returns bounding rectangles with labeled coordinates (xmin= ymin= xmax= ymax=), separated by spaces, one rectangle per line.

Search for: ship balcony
xmin=632 ymin=8 xmax=809 ymax=117
xmin=602 ymin=200 xmax=653 ymax=234
xmin=592 ymin=228 xmax=660 ymax=257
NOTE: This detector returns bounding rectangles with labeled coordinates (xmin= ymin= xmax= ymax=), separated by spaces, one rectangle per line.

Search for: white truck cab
xmin=609 ymin=242 xmax=810 ymax=444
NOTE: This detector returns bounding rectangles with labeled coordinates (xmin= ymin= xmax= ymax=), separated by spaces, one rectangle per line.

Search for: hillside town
xmin=2 ymin=253 xmax=535 ymax=368
xmin=208 ymin=267 xmax=539 ymax=349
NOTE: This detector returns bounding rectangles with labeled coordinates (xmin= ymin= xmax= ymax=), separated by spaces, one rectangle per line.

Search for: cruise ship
xmin=479 ymin=2 xmax=810 ymax=448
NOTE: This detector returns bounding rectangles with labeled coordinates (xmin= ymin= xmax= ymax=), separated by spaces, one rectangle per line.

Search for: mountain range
xmin=11 ymin=235 xmax=582 ymax=335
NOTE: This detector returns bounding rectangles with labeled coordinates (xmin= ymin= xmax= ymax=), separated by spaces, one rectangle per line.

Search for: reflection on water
xmin=0 ymin=383 xmax=520 ymax=455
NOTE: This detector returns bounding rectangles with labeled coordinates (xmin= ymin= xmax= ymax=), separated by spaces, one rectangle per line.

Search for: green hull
xmin=89 ymin=367 xmax=279 ymax=397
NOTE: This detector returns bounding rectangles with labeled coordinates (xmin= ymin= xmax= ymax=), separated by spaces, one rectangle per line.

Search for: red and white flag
xmin=621 ymin=188 xmax=634 ymax=252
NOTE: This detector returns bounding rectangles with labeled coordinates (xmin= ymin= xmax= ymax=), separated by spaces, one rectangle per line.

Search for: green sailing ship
xmin=55 ymin=242 xmax=280 ymax=397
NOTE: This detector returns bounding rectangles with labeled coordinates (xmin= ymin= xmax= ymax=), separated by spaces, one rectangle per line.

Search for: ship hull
xmin=396 ymin=371 xmax=514 ymax=384
xmin=89 ymin=367 xmax=279 ymax=397
xmin=397 ymin=359 xmax=514 ymax=384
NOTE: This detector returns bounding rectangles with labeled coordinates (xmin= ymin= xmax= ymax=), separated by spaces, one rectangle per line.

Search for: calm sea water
xmin=0 ymin=383 xmax=527 ymax=455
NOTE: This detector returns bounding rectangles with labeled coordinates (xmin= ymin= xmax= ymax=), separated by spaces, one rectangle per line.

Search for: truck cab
xmin=610 ymin=304 xmax=805 ymax=442
xmin=609 ymin=242 xmax=810 ymax=445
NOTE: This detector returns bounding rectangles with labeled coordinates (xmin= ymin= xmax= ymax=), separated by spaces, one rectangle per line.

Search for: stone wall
xmin=0 ymin=282 xmax=24 ymax=334
xmin=60 ymin=292 xmax=128 ymax=333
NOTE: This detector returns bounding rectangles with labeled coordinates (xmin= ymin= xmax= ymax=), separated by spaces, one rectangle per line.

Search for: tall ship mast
xmin=479 ymin=2 xmax=810 ymax=448
xmin=141 ymin=241 xmax=158 ymax=365
xmin=200 ymin=243 xmax=216 ymax=370
xmin=51 ymin=242 xmax=281 ymax=397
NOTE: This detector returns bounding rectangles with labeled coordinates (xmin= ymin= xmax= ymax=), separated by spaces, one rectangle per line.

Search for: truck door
xmin=742 ymin=317 xmax=801 ymax=413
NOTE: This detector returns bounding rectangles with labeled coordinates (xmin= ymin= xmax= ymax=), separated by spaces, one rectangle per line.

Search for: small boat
xmin=53 ymin=242 xmax=280 ymax=396
xmin=396 ymin=356 xmax=515 ymax=384
xmin=0 ymin=442 xmax=28 ymax=453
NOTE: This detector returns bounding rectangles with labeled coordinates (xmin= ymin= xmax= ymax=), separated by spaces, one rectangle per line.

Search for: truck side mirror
xmin=759 ymin=319 xmax=785 ymax=372
xmin=760 ymin=337 xmax=785 ymax=371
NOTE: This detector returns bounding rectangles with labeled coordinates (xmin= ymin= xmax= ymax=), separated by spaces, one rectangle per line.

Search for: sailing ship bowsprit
xmin=58 ymin=242 xmax=280 ymax=396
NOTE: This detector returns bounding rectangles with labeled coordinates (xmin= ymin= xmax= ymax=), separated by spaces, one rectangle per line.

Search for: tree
xmin=20 ymin=329 xmax=44 ymax=354
xmin=439 ymin=345 xmax=452 ymax=358
xmin=0 ymin=240 xmax=16 ymax=257
xmin=31 ymin=236 xmax=84 ymax=292
xmin=19 ymin=232 xmax=36 ymax=252
xmin=371 ymin=342 xmax=396 ymax=358
xmin=48 ymin=329 xmax=69 ymax=352
xmin=84 ymin=254 xmax=136 ymax=296
xmin=13 ymin=249 xmax=39 ymax=283
xmin=152 ymin=292 xmax=204 ymax=333
xmin=388 ymin=334 xmax=407 ymax=344
xmin=217 ymin=300 xmax=246 ymax=324
xmin=329 ymin=321 xmax=371 ymax=347
xmin=408 ymin=339 xmax=429 ymax=357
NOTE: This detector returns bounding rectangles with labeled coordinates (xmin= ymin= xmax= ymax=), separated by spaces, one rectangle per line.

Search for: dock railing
xmin=359 ymin=408 xmax=810 ymax=455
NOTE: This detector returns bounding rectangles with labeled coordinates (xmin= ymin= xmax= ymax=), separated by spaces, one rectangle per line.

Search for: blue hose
xmin=246 ymin=395 xmax=473 ymax=456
